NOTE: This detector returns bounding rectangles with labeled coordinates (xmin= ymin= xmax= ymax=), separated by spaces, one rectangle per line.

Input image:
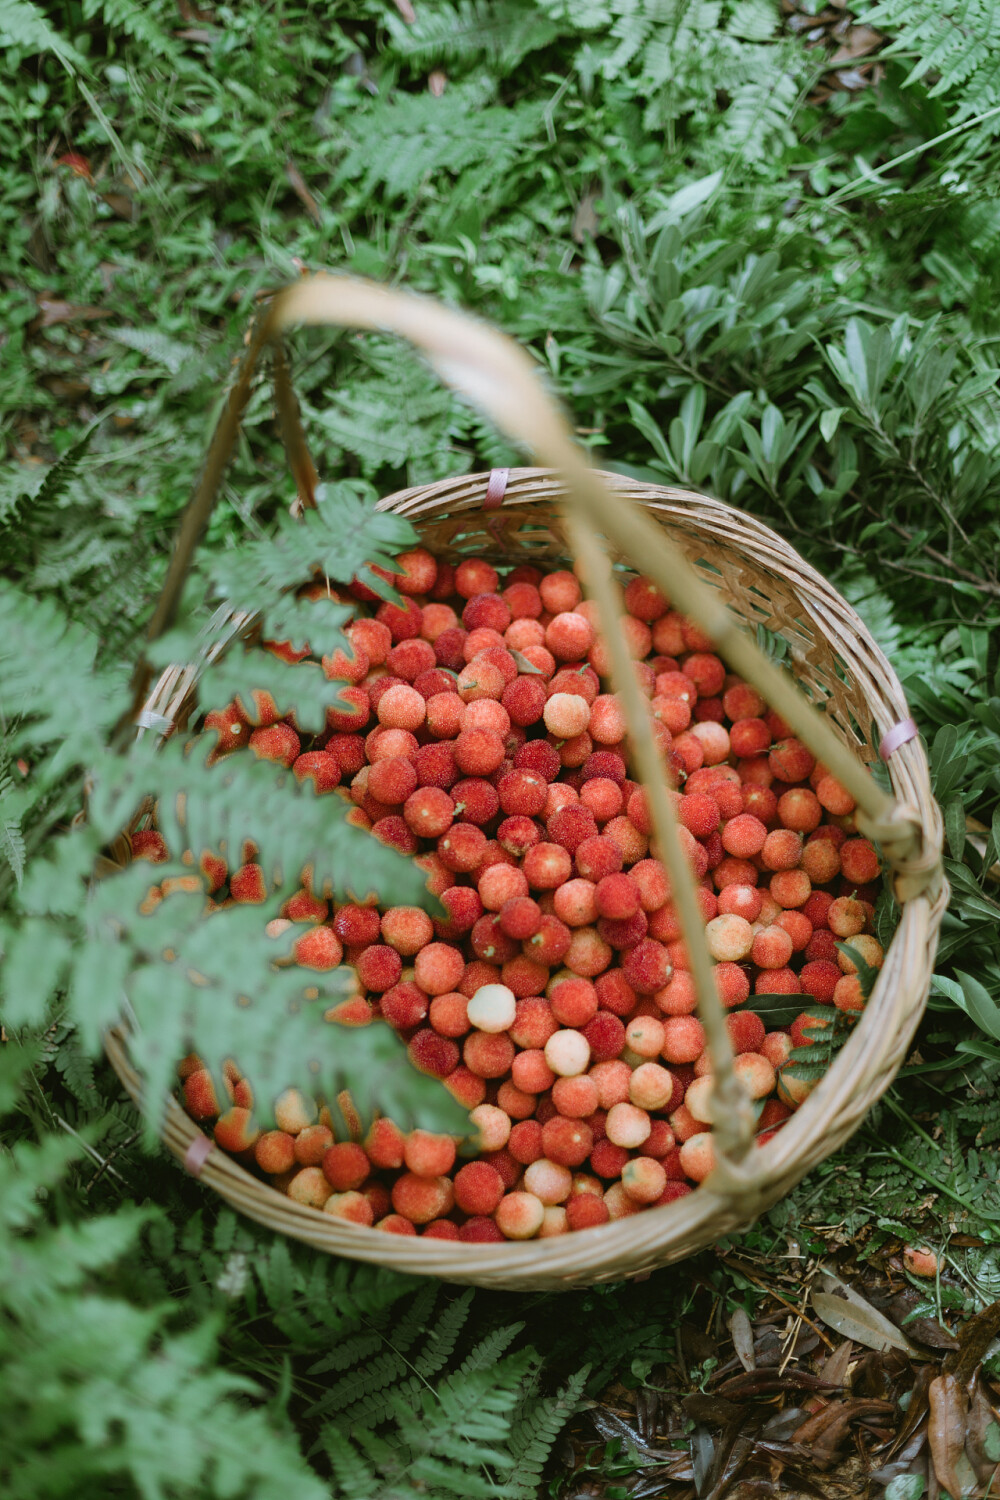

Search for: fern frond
xmin=107 ymin=326 xmax=200 ymax=373
xmin=309 ymin=1331 xmax=384 ymax=1377
xmin=91 ymin=738 xmax=431 ymax=911
xmin=498 ymin=1363 xmax=589 ymax=1500
xmin=386 ymin=0 xmax=560 ymax=75
xmin=0 ymin=429 xmax=96 ymax=574
xmin=322 ymin=1429 xmax=379 ymax=1499
xmin=412 ymin=1288 xmax=476 ymax=1378
xmin=458 ymin=1321 xmax=526 ymax=1374
xmin=207 ymin=481 xmax=418 ymax=610
xmin=716 ymin=66 xmax=802 ymax=163
xmin=0 ymin=584 xmax=130 ymax=773
xmin=81 ymin=0 xmax=180 ymax=60
xmin=52 ymin=1024 xmax=97 ymax=1104
xmin=865 ymin=0 xmax=1000 ymax=125
xmin=336 ymin=1289 xmax=477 ymax=1428
xmin=727 ymin=0 xmax=780 ymax=40
xmin=0 ymin=769 xmax=26 ymax=887
xmin=0 ymin=0 xmax=86 ymax=64
xmin=308 ymin=1284 xmax=439 ymax=1419
xmin=386 ymin=1375 xmax=525 ymax=1494
xmin=336 ymin=83 xmax=545 ymax=204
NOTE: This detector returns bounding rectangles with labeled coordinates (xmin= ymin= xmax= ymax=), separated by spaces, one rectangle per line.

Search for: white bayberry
xmin=543 ymin=1028 xmax=591 ymax=1077
xmin=467 ymin=983 xmax=517 ymax=1033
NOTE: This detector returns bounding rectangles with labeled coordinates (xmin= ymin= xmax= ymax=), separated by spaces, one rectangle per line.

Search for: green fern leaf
xmin=0 ymin=585 xmax=130 ymax=774
xmin=90 ymin=739 xmax=431 ymax=910
xmin=498 ymin=1363 xmax=589 ymax=1500
xmin=726 ymin=0 xmax=780 ymax=41
xmin=322 ymin=1431 xmax=379 ymax=1499
xmin=458 ymin=1321 xmax=526 ymax=1374
xmin=207 ymin=482 xmax=418 ymax=610
xmin=0 ymin=769 xmax=26 ymax=887
xmin=308 ymin=1331 xmax=384 ymax=1377
xmin=0 ymin=0 xmax=86 ymax=65
xmin=386 ymin=0 xmax=561 ymax=75
xmin=81 ymin=0 xmax=180 ymax=60
xmin=717 ymin=67 xmax=802 ymax=162
xmin=336 ymin=82 xmax=545 ymax=204
xmin=53 ymin=1025 xmax=97 ymax=1105
xmin=107 ymin=326 xmax=200 ymax=373
xmin=0 ymin=429 xmax=97 ymax=574
xmin=865 ymin=0 xmax=1000 ymax=126
xmin=309 ymin=1284 xmax=439 ymax=1419
xmin=412 ymin=1289 xmax=476 ymax=1377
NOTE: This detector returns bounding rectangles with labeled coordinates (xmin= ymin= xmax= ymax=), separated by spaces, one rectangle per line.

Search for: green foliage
xmin=499 ymin=1364 xmax=590 ymax=1500
xmin=864 ymin=0 xmax=1000 ymax=127
xmin=0 ymin=0 xmax=85 ymax=65
xmin=314 ymin=1288 xmax=551 ymax=1498
xmin=386 ymin=0 xmax=560 ymax=75
xmin=786 ymin=1005 xmax=858 ymax=1083
xmin=0 ymin=753 xmax=27 ymax=887
xmin=0 ymin=1051 xmax=329 ymax=1500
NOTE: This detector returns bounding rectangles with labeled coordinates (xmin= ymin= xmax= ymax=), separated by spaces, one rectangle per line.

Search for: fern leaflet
xmin=0 ymin=768 xmax=26 ymax=887
xmin=0 ymin=0 xmax=85 ymax=64
xmin=498 ymin=1362 xmax=589 ymax=1499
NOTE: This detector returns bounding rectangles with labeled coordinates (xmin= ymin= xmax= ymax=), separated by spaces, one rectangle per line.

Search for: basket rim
xmin=114 ymin=470 xmax=946 ymax=1289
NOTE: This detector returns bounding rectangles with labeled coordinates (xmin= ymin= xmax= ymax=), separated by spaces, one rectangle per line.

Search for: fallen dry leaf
xmin=34 ymin=297 xmax=112 ymax=330
xmin=831 ymin=23 xmax=882 ymax=63
xmin=946 ymin=1298 xmax=1000 ymax=1384
xmin=793 ymin=1397 xmax=894 ymax=1467
xmin=965 ymin=1379 xmax=1000 ymax=1485
xmin=704 ymin=1430 xmax=753 ymax=1500
xmin=101 ymin=192 xmax=137 ymax=221
xmin=821 ymin=1339 xmax=854 ymax=1388
xmin=55 ymin=152 xmax=94 ymax=182
xmin=284 ymin=158 xmax=322 ymax=226
xmin=834 ymin=67 xmax=871 ymax=90
xmin=683 ymin=1392 xmax=745 ymax=1425
xmin=41 ymin=375 xmax=91 ymax=399
xmin=928 ymin=1373 xmax=976 ymax=1497
xmin=730 ymin=1307 xmax=756 ymax=1372
xmin=716 ymin=1368 xmax=838 ymax=1399
xmin=812 ymin=1290 xmax=923 ymax=1357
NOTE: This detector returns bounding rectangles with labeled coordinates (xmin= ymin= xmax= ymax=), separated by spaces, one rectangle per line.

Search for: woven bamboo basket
xmin=105 ymin=277 xmax=947 ymax=1290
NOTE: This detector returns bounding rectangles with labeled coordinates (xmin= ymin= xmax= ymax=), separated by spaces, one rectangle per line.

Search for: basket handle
xmin=142 ymin=274 xmax=942 ymax=1205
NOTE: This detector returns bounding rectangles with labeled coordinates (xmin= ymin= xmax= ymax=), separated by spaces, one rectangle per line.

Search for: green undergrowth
xmin=2 ymin=1 xmax=1000 ymax=1495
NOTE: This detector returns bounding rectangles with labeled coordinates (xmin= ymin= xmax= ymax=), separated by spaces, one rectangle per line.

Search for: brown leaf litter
xmin=561 ymin=1248 xmax=1000 ymax=1499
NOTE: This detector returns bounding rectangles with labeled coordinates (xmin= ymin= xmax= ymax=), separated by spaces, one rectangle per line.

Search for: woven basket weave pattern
xmin=107 ymin=469 xmax=945 ymax=1290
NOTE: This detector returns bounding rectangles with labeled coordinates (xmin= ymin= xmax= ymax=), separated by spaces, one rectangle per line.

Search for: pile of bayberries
xmin=136 ymin=545 xmax=885 ymax=1242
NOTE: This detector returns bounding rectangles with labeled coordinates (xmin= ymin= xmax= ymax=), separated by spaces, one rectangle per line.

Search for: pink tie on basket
xmin=184 ymin=1133 xmax=214 ymax=1178
xmin=483 ymin=468 xmax=510 ymax=544
xmin=879 ymin=718 xmax=919 ymax=761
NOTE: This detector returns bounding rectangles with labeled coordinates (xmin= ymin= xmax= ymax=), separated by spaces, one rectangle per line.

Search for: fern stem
xmin=824 ymin=102 xmax=1000 ymax=208
xmin=880 ymin=1091 xmax=939 ymax=1151
xmin=861 ymin=1132 xmax=1000 ymax=1222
